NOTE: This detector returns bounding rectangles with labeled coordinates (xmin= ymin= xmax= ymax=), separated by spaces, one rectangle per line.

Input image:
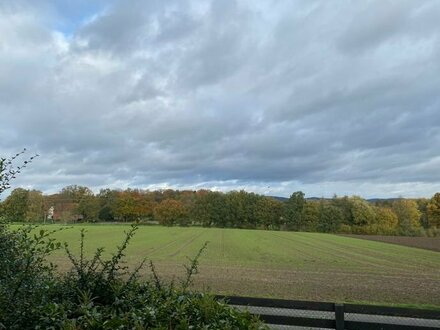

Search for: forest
xmin=1 ymin=185 xmax=439 ymax=236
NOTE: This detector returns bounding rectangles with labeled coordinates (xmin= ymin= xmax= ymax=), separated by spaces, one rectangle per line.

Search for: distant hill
xmin=267 ymin=196 xmax=288 ymax=202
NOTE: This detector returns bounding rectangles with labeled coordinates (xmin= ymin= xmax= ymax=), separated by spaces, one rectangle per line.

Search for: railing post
xmin=335 ymin=303 xmax=344 ymax=330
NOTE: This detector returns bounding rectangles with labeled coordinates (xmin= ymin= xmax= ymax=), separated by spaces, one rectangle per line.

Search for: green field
xmin=29 ymin=224 xmax=440 ymax=307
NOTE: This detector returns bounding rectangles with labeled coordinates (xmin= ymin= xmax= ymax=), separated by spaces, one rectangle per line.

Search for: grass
xmin=14 ymin=224 xmax=440 ymax=307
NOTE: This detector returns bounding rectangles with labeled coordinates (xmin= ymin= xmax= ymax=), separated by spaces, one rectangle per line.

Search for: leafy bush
xmin=0 ymin=223 xmax=266 ymax=329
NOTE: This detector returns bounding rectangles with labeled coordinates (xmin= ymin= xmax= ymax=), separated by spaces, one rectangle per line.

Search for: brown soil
xmin=149 ymin=263 xmax=440 ymax=306
xmin=52 ymin=259 xmax=440 ymax=306
xmin=343 ymin=235 xmax=440 ymax=252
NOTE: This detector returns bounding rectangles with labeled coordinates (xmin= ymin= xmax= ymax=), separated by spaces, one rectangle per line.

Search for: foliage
xmin=317 ymin=202 xmax=343 ymax=233
xmin=427 ymin=193 xmax=440 ymax=228
xmin=284 ymin=191 xmax=305 ymax=230
xmin=2 ymin=180 xmax=439 ymax=236
xmin=0 ymin=151 xmax=265 ymax=328
xmin=254 ymin=196 xmax=284 ymax=229
xmin=392 ymin=199 xmax=422 ymax=235
xmin=154 ymin=199 xmax=189 ymax=226
xmin=0 ymin=224 xmax=62 ymax=328
xmin=0 ymin=224 xmax=265 ymax=329
xmin=2 ymin=188 xmax=29 ymax=221
xmin=0 ymin=150 xmax=38 ymax=196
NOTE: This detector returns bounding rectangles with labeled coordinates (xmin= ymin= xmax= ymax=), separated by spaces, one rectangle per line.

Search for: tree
xmin=317 ymin=201 xmax=343 ymax=233
xmin=154 ymin=199 xmax=188 ymax=226
xmin=77 ymin=194 xmax=100 ymax=222
xmin=191 ymin=191 xmax=227 ymax=227
xmin=60 ymin=185 xmax=93 ymax=203
xmin=114 ymin=190 xmax=139 ymax=222
xmin=349 ymin=196 xmax=376 ymax=233
xmin=301 ymin=201 xmax=320 ymax=231
xmin=392 ymin=199 xmax=421 ymax=235
xmin=224 ymin=191 xmax=259 ymax=228
xmin=427 ymin=193 xmax=440 ymax=228
xmin=373 ymin=207 xmax=398 ymax=235
xmin=254 ymin=197 xmax=284 ymax=229
xmin=416 ymin=198 xmax=430 ymax=229
xmin=331 ymin=195 xmax=353 ymax=225
xmin=2 ymin=188 xmax=29 ymax=222
xmin=97 ymin=189 xmax=118 ymax=221
xmin=26 ymin=190 xmax=45 ymax=222
xmin=284 ymin=191 xmax=305 ymax=230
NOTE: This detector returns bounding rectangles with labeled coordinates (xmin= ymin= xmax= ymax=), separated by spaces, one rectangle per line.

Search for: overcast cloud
xmin=1 ymin=0 xmax=439 ymax=198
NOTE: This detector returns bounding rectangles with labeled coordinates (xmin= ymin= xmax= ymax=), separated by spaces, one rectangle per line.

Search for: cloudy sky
xmin=1 ymin=0 xmax=440 ymax=198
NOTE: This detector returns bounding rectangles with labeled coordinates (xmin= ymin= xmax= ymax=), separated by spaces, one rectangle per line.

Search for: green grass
xmin=12 ymin=224 xmax=440 ymax=307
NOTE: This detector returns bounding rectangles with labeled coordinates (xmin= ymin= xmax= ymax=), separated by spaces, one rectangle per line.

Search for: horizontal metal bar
xmin=345 ymin=320 xmax=440 ymax=330
xmin=344 ymin=304 xmax=440 ymax=320
xmin=258 ymin=314 xmax=336 ymax=328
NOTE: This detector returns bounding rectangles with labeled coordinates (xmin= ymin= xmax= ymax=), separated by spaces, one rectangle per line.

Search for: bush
xmin=0 ymin=224 xmax=266 ymax=329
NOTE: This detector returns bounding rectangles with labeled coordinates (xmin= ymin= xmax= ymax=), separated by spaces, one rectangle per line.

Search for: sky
xmin=1 ymin=0 xmax=440 ymax=198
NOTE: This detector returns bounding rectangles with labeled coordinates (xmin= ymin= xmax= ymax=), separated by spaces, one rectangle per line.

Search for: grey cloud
xmin=1 ymin=0 xmax=440 ymax=199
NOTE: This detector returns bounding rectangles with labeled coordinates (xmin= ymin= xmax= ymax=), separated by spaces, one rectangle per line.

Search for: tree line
xmin=1 ymin=185 xmax=439 ymax=236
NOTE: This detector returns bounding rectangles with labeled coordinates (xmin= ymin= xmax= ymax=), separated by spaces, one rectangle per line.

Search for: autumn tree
xmin=392 ymin=199 xmax=421 ymax=235
xmin=114 ymin=190 xmax=139 ymax=222
xmin=349 ymin=196 xmax=377 ymax=233
xmin=154 ymin=199 xmax=188 ymax=226
xmin=372 ymin=207 xmax=398 ymax=235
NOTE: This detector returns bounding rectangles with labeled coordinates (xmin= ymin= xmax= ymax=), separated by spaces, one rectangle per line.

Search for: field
xmin=344 ymin=234 xmax=440 ymax=252
xmin=35 ymin=225 xmax=440 ymax=307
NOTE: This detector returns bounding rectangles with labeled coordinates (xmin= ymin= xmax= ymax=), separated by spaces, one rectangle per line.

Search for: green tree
xmin=25 ymin=190 xmax=45 ymax=222
xmin=301 ymin=201 xmax=320 ymax=231
xmin=191 ymin=191 xmax=227 ymax=227
xmin=97 ymin=189 xmax=118 ymax=221
xmin=225 ymin=191 xmax=259 ymax=228
xmin=317 ymin=201 xmax=343 ymax=233
xmin=284 ymin=191 xmax=305 ymax=230
xmin=2 ymin=188 xmax=29 ymax=222
xmin=254 ymin=197 xmax=284 ymax=229
xmin=331 ymin=195 xmax=353 ymax=225
xmin=77 ymin=194 xmax=100 ymax=222
xmin=427 ymin=193 xmax=440 ymax=228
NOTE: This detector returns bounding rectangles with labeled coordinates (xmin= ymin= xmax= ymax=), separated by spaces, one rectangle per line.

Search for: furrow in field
xmin=319 ymin=234 xmax=440 ymax=267
xmin=296 ymin=233 xmax=440 ymax=273
xmin=168 ymin=229 xmax=208 ymax=257
xmin=254 ymin=231 xmax=321 ymax=263
xmin=145 ymin=230 xmax=197 ymax=257
xmin=268 ymin=232 xmax=425 ymax=275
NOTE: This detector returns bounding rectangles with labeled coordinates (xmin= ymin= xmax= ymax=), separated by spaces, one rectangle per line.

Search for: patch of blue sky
xmin=50 ymin=0 xmax=114 ymax=36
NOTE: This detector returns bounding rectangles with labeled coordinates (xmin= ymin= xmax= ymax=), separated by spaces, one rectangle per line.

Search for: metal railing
xmin=216 ymin=295 xmax=440 ymax=329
